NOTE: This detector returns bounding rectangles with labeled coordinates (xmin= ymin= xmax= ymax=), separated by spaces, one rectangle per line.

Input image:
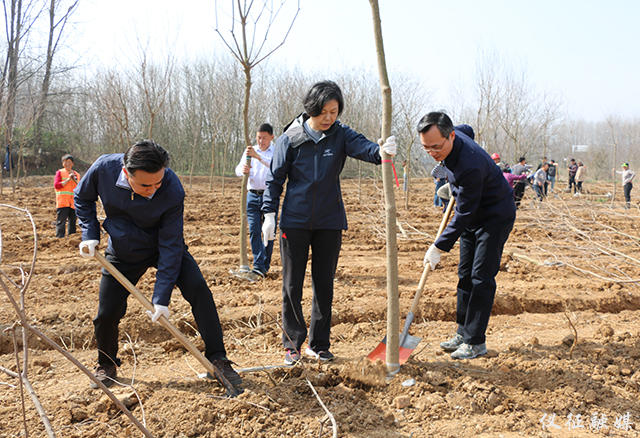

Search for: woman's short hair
xmin=303 ymin=80 xmax=344 ymax=117
xmin=416 ymin=112 xmax=454 ymax=138
xmin=61 ymin=154 xmax=74 ymax=164
xmin=123 ymin=140 xmax=170 ymax=174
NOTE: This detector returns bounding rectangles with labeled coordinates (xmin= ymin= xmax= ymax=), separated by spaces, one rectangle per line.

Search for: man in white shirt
xmin=235 ymin=124 xmax=275 ymax=275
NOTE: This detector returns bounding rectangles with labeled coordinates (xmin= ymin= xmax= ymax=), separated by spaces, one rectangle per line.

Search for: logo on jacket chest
xmin=322 ymin=148 xmax=334 ymax=158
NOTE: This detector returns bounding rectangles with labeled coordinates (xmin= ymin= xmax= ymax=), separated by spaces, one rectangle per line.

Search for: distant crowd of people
xmin=429 ymin=150 xmax=635 ymax=212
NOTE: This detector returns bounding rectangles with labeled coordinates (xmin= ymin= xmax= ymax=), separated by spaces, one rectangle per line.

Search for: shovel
xmin=91 ymin=251 xmax=241 ymax=398
xmin=367 ymin=198 xmax=456 ymax=364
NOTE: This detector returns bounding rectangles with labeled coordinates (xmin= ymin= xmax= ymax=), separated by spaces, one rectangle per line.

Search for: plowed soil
xmin=1 ymin=175 xmax=640 ymax=438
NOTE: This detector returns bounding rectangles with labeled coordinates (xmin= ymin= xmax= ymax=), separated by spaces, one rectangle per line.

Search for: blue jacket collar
xmin=116 ymin=169 xmax=156 ymax=200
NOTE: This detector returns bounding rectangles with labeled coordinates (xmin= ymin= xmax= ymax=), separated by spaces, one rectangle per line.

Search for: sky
xmin=72 ymin=0 xmax=640 ymax=122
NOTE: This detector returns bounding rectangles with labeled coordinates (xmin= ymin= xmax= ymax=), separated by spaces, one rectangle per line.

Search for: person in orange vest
xmin=54 ymin=154 xmax=81 ymax=237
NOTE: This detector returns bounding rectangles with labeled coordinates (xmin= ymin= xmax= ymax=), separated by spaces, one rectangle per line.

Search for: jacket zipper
xmin=311 ymin=144 xmax=318 ymax=229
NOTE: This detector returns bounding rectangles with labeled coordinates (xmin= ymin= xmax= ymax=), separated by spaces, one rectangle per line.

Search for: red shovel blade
xmin=367 ymin=337 xmax=388 ymax=363
xmin=367 ymin=334 xmax=422 ymax=365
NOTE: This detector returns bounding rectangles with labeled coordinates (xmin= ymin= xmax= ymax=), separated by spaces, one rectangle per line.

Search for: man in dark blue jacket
xmin=419 ymin=112 xmax=515 ymax=360
xmin=75 ymin=140 xmax=241 ymax=388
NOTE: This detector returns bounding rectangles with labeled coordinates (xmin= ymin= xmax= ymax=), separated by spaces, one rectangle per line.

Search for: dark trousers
xmin=455 ymin=219 xmax=514 ymax=345
xmin=543 ymin=181 xmax=548 ymax=196
xmin=247 ymin=191 xmax=274 ymax=273
xmin=280 ymin=228 xmax=342 ymax=352
xmin=533 ymin=184 xmax=544 ymax=201
xmin=568 ymin=174 xmax=576 ymax=193
xmin=514 ymin=182 xmax=525 ymax=208
xmin=624 ymin=182 xmax=633 ymax=208
xmin=94 ymin=246 xmax=226 ymax=367
xmin=56 ymin=207 xmax=77 ymax=237
xmin=576 ymin=181 xmax=583 ymax=194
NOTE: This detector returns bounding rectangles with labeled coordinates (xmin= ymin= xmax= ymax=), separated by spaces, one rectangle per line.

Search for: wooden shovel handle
xmin=407 ymin=198 xmax=456 ymax=316
xmin=94 ymin=252 xmax=239 ymax=397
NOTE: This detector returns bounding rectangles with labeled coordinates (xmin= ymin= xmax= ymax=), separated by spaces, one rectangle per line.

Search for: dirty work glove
xmin=79 ymin=240 xmax=99 ymax=258
xmin=146 ymin=304 xmax=169 ymax=323
xmin=262 ymin=212 xmax=276 ymax=247
xmin=378 ymin=136 xmax=397 ymax=157
xmin=423 ymin=244 xmax=441 ymax=270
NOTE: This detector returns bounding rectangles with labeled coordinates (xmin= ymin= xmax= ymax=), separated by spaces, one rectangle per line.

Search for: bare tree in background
xmin=215 ymin=0 xmax=300 ymax=278
xmin=392 ymin=73 xmax=429 ymax=209
xmin=473 ymin=48 xmax=502 ymax=153
xmin=93 ymin=68 xmax=136 ymax=150
xmin=607 ymin=115 xmax=621 ymax=204
xmin=128 ymin=48 xmax=174 ymax=140
xmin=498 ymin=63 xmax=561 ymax=163
xmin=538 ymin=92 xmax=562 ymax=160
xmin=337 ymin=69 xmax=381 ymax=198
xmin=1 ymin=0 xmax=43 ymax=192
xmin=32 ymin=0 xmax=78 ymax=153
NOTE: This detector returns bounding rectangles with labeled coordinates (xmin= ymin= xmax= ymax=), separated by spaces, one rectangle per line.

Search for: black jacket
xmin=435 ymin=125 xmax=516 ymax=252
xmin=263 ymin=113 xmax=381 ymax=230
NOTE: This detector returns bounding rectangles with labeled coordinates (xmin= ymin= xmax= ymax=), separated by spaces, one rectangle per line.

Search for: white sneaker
xmin=305 ymin=347 xmax=334 ymax=361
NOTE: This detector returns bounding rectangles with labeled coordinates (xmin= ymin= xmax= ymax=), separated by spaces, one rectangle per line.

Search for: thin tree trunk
xmin=238 ymin=66 xmax=252 ymax=270
xmin=189 ymin=137 xmax=197 ymax=190
xmin=612 ymin=142 xmax=617 ymax=205
xmin=369 ymin=0 xmax=399 ymax=375
xmin=33 ymin=0 xmax=55 ymax=153
xmin=210 ymin=136 xmax=216 ymax=191
xmin=358 ymin=160 xmax=362 ymax=203
xmin=222 ymin=136 xmax=228 ymax=197
xmin=404 ymin=168 xmax=410 ymax=210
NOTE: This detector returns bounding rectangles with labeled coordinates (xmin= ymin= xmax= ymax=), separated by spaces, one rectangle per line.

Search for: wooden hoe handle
xmin=94 ymin=252 xmax=240 ymax=398
xmin=408 ymin=198 xmax=456 ymax=316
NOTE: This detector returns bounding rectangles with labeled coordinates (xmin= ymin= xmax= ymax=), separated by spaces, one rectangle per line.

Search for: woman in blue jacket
xmin=262 ymin=80 xmax=396 ymax=365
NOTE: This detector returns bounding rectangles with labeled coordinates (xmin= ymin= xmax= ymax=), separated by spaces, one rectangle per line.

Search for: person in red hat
xmin=491 ymin=153 xmax=501 ymax=166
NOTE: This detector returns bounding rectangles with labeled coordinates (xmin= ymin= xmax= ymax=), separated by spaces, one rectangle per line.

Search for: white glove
xmin=423 ymin=244 xmax=441 ymax=271
xmin=378 ymin=135 xmax=397 ymax=157
xmin=262 ymin=212 xmax=276 ymax=247
xmin=146 ymin=304 xmax=169 ymax=323
xmin=79 ymin=240 xmax=99 ymax=258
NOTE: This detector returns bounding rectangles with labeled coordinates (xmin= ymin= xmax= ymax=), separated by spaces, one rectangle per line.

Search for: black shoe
xmin=209 ymin=359 xmax=242 ymax=386
xmin=90 ymin=363 xmax=117 ymax=389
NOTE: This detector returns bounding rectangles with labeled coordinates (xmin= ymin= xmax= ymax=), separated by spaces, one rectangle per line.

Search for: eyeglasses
xmin=422 ymin=136 xmax=448 ymax=153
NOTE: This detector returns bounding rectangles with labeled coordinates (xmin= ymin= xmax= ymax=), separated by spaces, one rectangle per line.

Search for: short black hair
xmin=416 ymin=112 xmax=454 ymax=138
xmin=519 ymin=157 xmax=526 ymax=163
xmin=303 ymin=80 xmax=344 ymax=117
xmin=257 ymin=123 xmax=273 ymax=135
xmin=61 ymin=154 xmax=74 ymax=164
xmin=123 ymin=140 xmax=169 ymax=174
